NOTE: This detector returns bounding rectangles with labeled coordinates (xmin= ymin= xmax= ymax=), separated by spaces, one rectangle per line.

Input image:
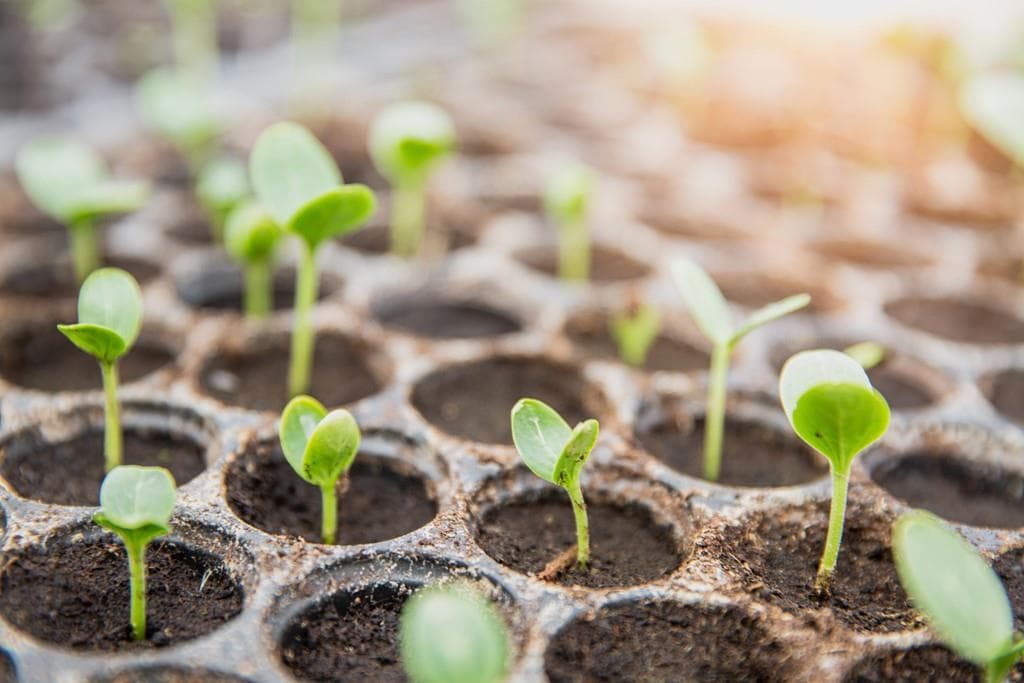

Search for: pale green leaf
xmin=543 ymin=162 xmax=594 ymax=225
xmin=97 ymin=465 xmax=176 ymax=530
xmin=730 ymin=293 xmax=810 ymax=346
xmin=224 ymin=200 xmax=282 ymax=263
xmin=609 ymin=304 xmax=661 ymax=367
xmin=961 ymin=73 xmax=1024 ymax=167
xmin=302 ymin=409 xmax=361 ymax=488
xmin=553 ymin=418 xmax=599 ymax=489
xmin=288 ymin=184 xmax=376 ymax=247
xmin=57 ymin=323 xmax=127 ymax=364
xmin=76 ymin=268 xmax=143 ymax=349
xmin=844 ymin=341 xmax=886 ymax=370
xmin=280 ymin=395 xmax=328 ymax=480
xmin=196 ymin=157 xmax=249 ymax=214
xmin=670 ymin=258 xmax=733 ymax=346
xmin=510 ymin=398 xmax=571 ymax=483
xmin=136 ymin=67 xmax=219 ymax=155
xmin=369 ymin=101 xmax=456 ymax=182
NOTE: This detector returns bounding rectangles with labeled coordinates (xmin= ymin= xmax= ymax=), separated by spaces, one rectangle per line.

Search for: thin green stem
xmin=125 ymin=537 xmax=147 ymax=641
xmin=101 ymin=361 xmax=121 ymax=471
xmin=702 ymin=343 xmax=730 ymax=481
xmin=244 ymin=260 xmax=271 ymax=320
xmin=320 ymin=483 xmax=337 ymax=545
xmin=69 ymin=219 xmax=98 ymax=284
xmin=566 ymin=481 xmax=589 ymax=568
xmin=390 ymin=179 xmax=426 ymax=259
xmin=816 ymin=466 xmax=851 ymax=592
xmin=168 ymin=0 xmax=217 ymax=80
xmin=288 ymin=244 xmax=318 ymax=397
xmin=557 ymin=217 xmax=589 ymax=282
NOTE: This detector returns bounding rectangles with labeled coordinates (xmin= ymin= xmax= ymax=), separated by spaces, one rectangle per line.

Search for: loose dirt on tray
xmin=842 ymin=645 xmax=1020 ymax=683
xmin=93 ymin=668 xmax=252 ymax=683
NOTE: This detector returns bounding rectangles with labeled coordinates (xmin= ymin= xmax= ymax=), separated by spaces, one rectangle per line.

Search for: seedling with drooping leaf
xmin=279 ymin=395 xmax=361 ymax=544
xmin=57 ymin=268 xmax=143 ymax=471
xmin=671 ymin=258 xmax=810 ymax=481
xmin=136 ymin=67 xmax=220 ymax=175
xmin=369 ymin=101 xmax=456 ymax=259
xmin=843 ymin=341 xmax=886 ymax=370
xmin=196 ymin=156 xmax=249 ymax=241
xmin=780 ymin=349 xmax=890 ymax=591
xmin=544 ymin=162 xmax=594 ymax=282
xmin=15 ymin=138 xmax=149 ymax=283
xmin=609 ymin=302 xmax=661 ymax=367
xmin=164 ymin=0 xmax=218 ymax=81
xmin=510 ymin=398 xmax=599 ymax=568
xmin=250 ymin=121 xmax=375 ymax=397
xmin=224 ymin=199 xmax=283 ymax=319
xmin=894 ymin=510 xmax=1024 ymax=683
xmin=400 ymin=582 xmax=511 ymax=683
xmin=93 ymin=465 xmax=176 ymax=641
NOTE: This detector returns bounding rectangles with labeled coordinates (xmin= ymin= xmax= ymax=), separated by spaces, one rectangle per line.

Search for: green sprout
xmin=279 ymin=395 xmax=361 ymax=544
xmin=136 ymin=67 xmax=220 ymax=174
xmin=164 ymin=0 xmax=218 ymax=81
xmin=544 ymin=163 xmax=594 ymax=282
xmin=369 ymin=101 xmax=456 ymax=259
xmin=57 ymin=268 xmax=143 ymax=471
xmin=400 ymin=583 xmax=511 ymax=683
xmin=894 ymin=510 xmax=1024 ymax=683
xmin=609 ymin=302 xmax=661 ymax=367
xmin=15 ymin=138 xmax=149 ymax=283
xmin=671 ymin=258 xmax=810 ymax=481
xmin=510 ymin=398 xmax=599 ymax=568
xmin=250 ymin=121 xmax=375 ymax=397
xmin=196 ymin=156 xmax=249 ymax=241
xmin=93 ymin=465 xmax=176 ymax=641
xmin=960 ymin=73 xmax=1024 ymax=168
xmin=843 ymin=341 xmax=886 ymax=370
xmin=779 ymin=349 xmax=891 ymax=592
xmin=224 ymin=199 xmax=283 ymax=319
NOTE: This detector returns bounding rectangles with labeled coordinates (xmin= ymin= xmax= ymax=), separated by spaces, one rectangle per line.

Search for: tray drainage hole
xmin=0 ymin=253 xmax=160 ymax=300
xmin=90 ymin=667 xmax=253 ymax=683
xmin=225 ymin=440 xmax=437 ymax=544
xmin=372 ymin=294 xmax=521 ymax=339
xmin=514 ymin=244 xmax=650 ymax=283
xmin=0 ymin=535 xmax=244 ymax=651
xmin=175 ymin=261 xmax=341 ymax=313
xmin=842 ymin=645 xmax=996 ymax=682
xmin=884 ymin=296 xmax=1024 ymax=345
xmin=870 ymin=452 xmax=1024 ymax=529
xmin=985 ymin=368 xmax=1024 ymax=426
xmin=564 ymin=311 xmax=709 ymax=373
xmin=545 ymin=600 xmax=795 ymax=682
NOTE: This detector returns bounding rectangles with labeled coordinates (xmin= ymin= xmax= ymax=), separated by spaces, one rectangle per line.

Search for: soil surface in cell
xmin=811 ymin=239 xmax=933 ymax=270
xmin=176 ymin=267 xmax=338 ymax=313
xmin=987 ymin=368 xmax=1024 ymax=425
xmin=885 ymin=297 xmax=1024 ymax=344
xmin=0 ymin=650 xmax=13 ymax=683
xmin=994 ymin=547 xmax=1024 ymax=629
xmin=565 ymin=315 xmax=709 ymax=372
xmin=412 ymin=357 xmax=597 ymax=444
xmin=715 ymin=274 xmax=838 ymax=314
xmin=475 ymin=493 xmax=682 ymax=588
xmin=717 ymin=499 xmax=920 ymax=633
xmin=200 ymin=332 xmax=382 ymax=412
xmin=93 ymin=668 xmax=252 ymax=683
xmin=870 ymin=452 xmax=1024 ymax=529
xmin=842 ymin=645 xmax=1019 ymax=682
xmin=0 ymin=538 xmax=243 ymax=650
xmin=0 ymin=254 xmax=160 ymax=300
xmin=636 ymin=416 xmax=827 ymax=487
xmin=226 ymin=442 xmax=436 ymax=544
xmin=516 ymin=245 xmax=650 ymax=283
xmin=373 ymin=296 xmax=521 ymax=339
xmin=340 ymin=222 xmax=475 ymax=255
xmin=641 ymin=207 xmax=748 ymax=242
xmin=545 ymin=601 xmax=794 ymax=683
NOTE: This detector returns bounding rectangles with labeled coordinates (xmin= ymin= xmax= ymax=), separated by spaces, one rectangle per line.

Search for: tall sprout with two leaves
xmin=511 ymin=398 xmax=599 ymax=568
xmin=250 ymin=122 xmax=375 ymax=397
xmin=16 ymin=138 xmax=149 ymax=283
xmin=780 ymin=350 xmax=890 ymax=591
xmin=671 ymin=259 xmax=810 ymax=481
xmin=58 ymin=268 xmax=143 ymax=471
xmin=544 ymin=163 xmax=594 ymax=282
xmin=224 ymin=200 xmax=283 ymax=319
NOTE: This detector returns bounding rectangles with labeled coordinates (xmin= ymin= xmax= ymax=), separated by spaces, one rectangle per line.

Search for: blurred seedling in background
xmin=93 ymin=466 xmax=177 ymax=641
xmin=279 ymin=395 xmax=361 ymax=544
xmin=290 ymin=0 xmax=343 ymax=111
xmin=456 ymin=0 xmax=524 ymax=49
xmin=250 ymin=121 xmax=375 ymax=397
xmin=196 ymin=156 xmax=250 ymax=241
xmin=544 ymin=162 xmax=594 ymax=282
xmin=224 ymin=199 xmax=283 ymax=319
xmin=894 ymin=510 xmax=1024 ymax=683
xmin=57 ymin=268 xmax=143 ymax=471
xmin=163 ymin=0 xmax=218 ymax=81
xmin=780 ymin=349 xmax=890 ymax=592
xmin=15 ymin=138 xmax=149 ymax=283
xmin=671 ymin=258 xmax=810 ymax=481
xmin=610 ymin=301 xmax=660 ymax=368
xmin=843 ymin=341 xmax=886 ymax=370
xmin=369 ymin=101 xmax=456 ymax=259
xmin=400 ymin=582 xmax=511 ymax=683
xmin=136 ymin=67 xmax=220 ymax=174
xmin=511 ymin=398 xmax=599 ymax=569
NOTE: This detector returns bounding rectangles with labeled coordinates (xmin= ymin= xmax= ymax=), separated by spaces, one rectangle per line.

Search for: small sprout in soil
xmin=93 ymin=465 xmax=177 ymax=641
xmin=279 ymin=395 xmax=361 ymax=544
xmin=165 ymin=0 xmax=218 ymax=80
xmin=250 ymin=121 xmax=376 ymax=397
xmin=609 ymin=302 xmax=660 ymax=367
xmin=400 ymin=582 xmax=511 ymax=683
xmin=544 ymin=162 xmax=594 ymax=282
xmin=780 ymin=349 xmax=890 ymax=592
xmin=511 ymin=398 xmax=599 ymax=568
xmin=671 ymin=258 xmax=810 ymax=481
xmin=196 ymin=156 xmax=249 ymax=241
xmin=15 ymin=138 xmax=149 ymax=283
xmin=369 ymin=101 xmax=456 ymax=258
xmin=224 ymin=199 xmax=283 ymax=319
xmin=894 ymin=510 xmax=1024 ymax=683
xmin=57 ymin=268 xmax=143 ymax=471
xmin=843 ymin=341 xmax=886 ymax=370
xmin=136 ymin=67 xmax=220 ymax=173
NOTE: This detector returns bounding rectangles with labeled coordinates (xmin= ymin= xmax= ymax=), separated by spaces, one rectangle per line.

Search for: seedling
xmin=224 ymin=199 xmax=283 ymax=319
xmin=544 ymin=163 xmax=594 ymax=282
xmin=609 ymin=302 xmax=660 ymax=367
xmin=196 ymin=156 xmax=249 ymax=241
xmin=15 ymin=138 xmax=149 ymax=283
xmin=671 ymin=258 xmax=810 ymax=481
xmin=369 ymin=101 xmax=456 ymax=258
xmin=57 ymin=268 xmax=143 ymax=471
xmin=894 ymin=510 xmax=1024 ymax=683
xmin=164 ymin=0 xmax=218 ymax=81
xmin=400 ymin=583 xmax=511 ymax=683
xmin=510 ymin=398 xmax=599 ymax=568
xmin=136 ymin=67 xmax=220 ymax=174
xmin=279 ymin=395 xmax=361 ymax=544
xmin=843 ymin=341 xmax=886 ymax=370
xmin=961 ymin=72 xmax=1024 ymax=168
xmin=93 ymin=465 xmax=176 ymax=641
xmin=290 ymin=0 xmax=342 ymax=110
xmin=779 ymin=349 xmax=890 ymax=591
xmin=250 ymin=121 xmax=375 ymax=396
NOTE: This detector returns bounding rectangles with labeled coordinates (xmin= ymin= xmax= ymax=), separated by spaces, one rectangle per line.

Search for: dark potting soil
xmin=810 ymin=239 xmax=933 ymax=270
xmin=175 ymin=267 xmax=339 ymax=313
xmin=0 ymin=538 xmax=243 ymax=650
xmin=411 ymin=357 xmax=598 ymax=444
xmin=0 ymin=650 xmax=13 ymax=683
xmin=199 ymin=332 xmax=382 ymax=413
xmin=565 ymin=316 xmax=709 ymax=372
xmin=474 ymin=493 xmax=683 ymax=588
xmin=373 ymin=297 xmax=521 ymax=339
xmin=545 ymin=601 xmax=794 ymax=683
xmin=717 ymin=499 xmax=920 ymax=633
xmin=987 ymin=368 xmax=1024 ymax=425
xmin=870 ymin=452 xmax=1024 ymax=529
xmin=165 ymin=199 xmax=216 ymax=245
xmin=225 ymin=442 xmax=436 ymax=544
xmin=92 ymin=668 xmax=252 ymax=683
xmin=841 ymin=645 xmax=991 ymax=683
xmin=1 ymin=428 xmax=206 ymax=505
xmin=0 ymin=254 xmax=160 ymax=299
xmin=994 ymin=547 xmax=1024 ymax=630
xmin=515 ymin=245 xmax=650 ymax=283
xmin=885 ymin=297 xmax=1024 ymax=344
xmin=636 ymin=416 xmax=827 ymax=487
